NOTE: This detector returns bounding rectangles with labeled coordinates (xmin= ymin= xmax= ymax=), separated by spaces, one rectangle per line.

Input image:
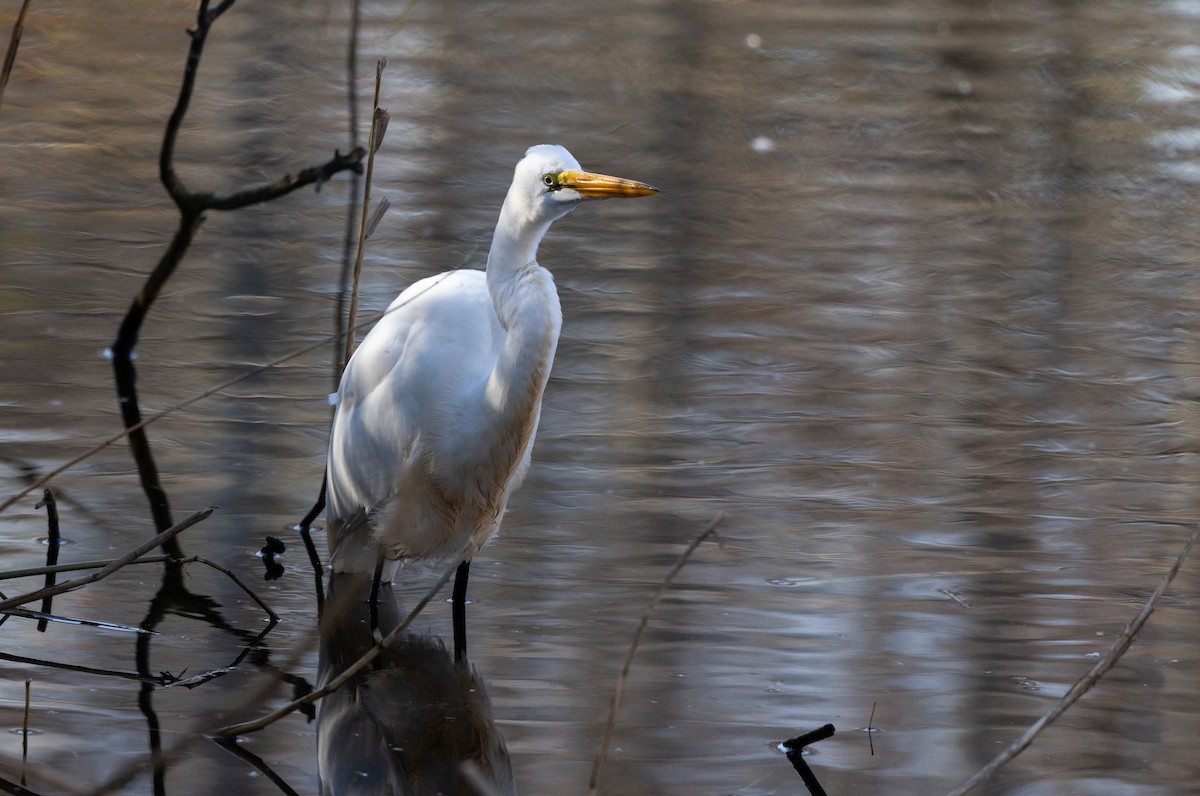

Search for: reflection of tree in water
xmin=135 ymin=566 xmax=297 ymax=796
xmin=105 ymin=0 xmax=361 ymax=553
xmin=0 ymin=1 xmax=361 ymax=792
xmin=0 ymin=504 xmax=294 ymax=794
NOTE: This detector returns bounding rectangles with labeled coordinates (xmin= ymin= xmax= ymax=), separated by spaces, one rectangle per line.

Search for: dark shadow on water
xmin=318 ymin=571 xmax=515 ymax=796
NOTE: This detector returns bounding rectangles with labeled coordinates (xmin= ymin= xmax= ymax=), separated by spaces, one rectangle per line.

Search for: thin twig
xmin=588 ymin=513 xmax=724 ymax=796
xmin=190 ymin=556 xmax=279 ymax=621
xmin=159 ymin=0 xmax=237 ymax=206
xmin=210 ymin=736 xmax=300 ymax=796
xmin=781 ymin=724 xmax=835 ymax=796
xmin=201 ymin=148 xmax=366 ymax=211
xmin=2 ymin=607 xmax=153 ymax=634
xmin=0 ymin=552 xmax=275 ymax=621
xmin=0 ymin=507 xmax=213 ymax=613
xmin=0 ymin=650 xmax=179 ymax=686
xmin=342 ymin=58 xmax=388 ymax=369
xmin=0 ymin=0 xmax=32 ymax=113
xmin=0 ymin=555 xmax=182 ymax=580
xmin=868 ymin=701 xmax=877 ymax=756
xmin=294 ymin=476 xmax=328 ymax=616
xmin=944 ymin=523 xmax=1200 ymax=796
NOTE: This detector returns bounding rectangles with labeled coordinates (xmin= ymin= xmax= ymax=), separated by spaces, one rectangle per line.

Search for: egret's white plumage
xmin=325 ymin=145 xmax=658 ymax=590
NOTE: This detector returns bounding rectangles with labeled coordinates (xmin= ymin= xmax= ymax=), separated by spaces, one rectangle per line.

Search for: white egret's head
xmin=507 ymin=144 xmax=659 ymax=225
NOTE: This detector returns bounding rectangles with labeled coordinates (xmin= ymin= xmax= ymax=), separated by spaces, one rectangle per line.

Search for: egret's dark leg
xmin=295 ymin=476 xmax=327 ymax=617
xmin=452 ymin=559 xmax=471 ymax=664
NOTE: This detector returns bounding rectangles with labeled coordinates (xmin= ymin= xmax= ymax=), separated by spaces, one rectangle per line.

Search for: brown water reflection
xmin=2 ymin=1 xmax=1200 ymax=794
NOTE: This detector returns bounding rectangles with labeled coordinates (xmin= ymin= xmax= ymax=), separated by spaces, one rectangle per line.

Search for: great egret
xmin=326 ymin=144 xmax=658 ymax=662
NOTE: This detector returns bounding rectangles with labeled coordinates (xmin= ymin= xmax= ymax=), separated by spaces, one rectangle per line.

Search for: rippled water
xmin=2 ymin=1 xmax=1200 ymax=794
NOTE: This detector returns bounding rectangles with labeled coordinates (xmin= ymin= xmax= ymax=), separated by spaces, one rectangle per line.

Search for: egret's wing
xmin=326 ymin=269 xmax=502 ymax=570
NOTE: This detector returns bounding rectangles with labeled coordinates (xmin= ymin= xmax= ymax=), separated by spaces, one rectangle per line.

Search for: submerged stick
xmin=944 ymin=523 xmax=1200 ymax=795
xmin=3 ymin=606 xmax=153 ymax=634
xmin=210 ymin=736 xmax=300 ymax=796
xmin=0 ymin=507 xmax=214 ymax=613
xmin=35 ymin=489 xmax=60 ymax=632
xmin=0 ymin=552 xmax=275 ymax=622
xmin=0 ymin=554 xmax=190 ymax=580
xmin=868 ymin=701 xmax=877 ymax=756
xmin=191 ymin=556 xmax=279 ymax=621
xmin=782 ymin=724 xmax=835 ymax=796
xmin=1 ymin=650 xmax=178 ymax=685
xmin=21 ymin=679 xmax=30 ymax=769
xmin=588 ymin=513 xmax=723 ymax=796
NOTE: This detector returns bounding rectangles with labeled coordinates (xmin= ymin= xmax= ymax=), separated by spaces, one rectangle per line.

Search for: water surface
xmin=2 ymin=1 xmax=1199 ymax=794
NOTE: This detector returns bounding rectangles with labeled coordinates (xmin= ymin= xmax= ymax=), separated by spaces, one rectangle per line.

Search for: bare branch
xmin=0 ymin=555 xmax=180 ymax=580
xmin=202 ymin=147 xmax=366 ymax=212
xmin=342 ymin=58 xmax=389 ymax=370
xmin=0 ymin=0 xmax=32 ymax=113
xmin=944 ymin=523 xmax=1200 ymax=795
xmin=190 ymin=556 xmax=279 ymax=621
xmin=0 ymin=507 xmax=214 ymax=613
xmin=588 ymin=514 xmax=724 ymax=796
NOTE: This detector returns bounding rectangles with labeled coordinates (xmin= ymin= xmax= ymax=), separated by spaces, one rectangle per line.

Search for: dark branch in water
xmin=0 ymin=507 xmax=213 ymax=613
xmin=0 ymin=650 xmax=179 ymax=686
xmin=211 ymin=736 xmax=301 ymax=796
xmin=782 ymin=724 xmax=835 ymax=796
xmin=259 ymin=536 xmax=287 ymax=582
xmin=35 ymin=489 xmax=60 ymax=632
xmin=0 ymin=550 xmax=277 ymax=624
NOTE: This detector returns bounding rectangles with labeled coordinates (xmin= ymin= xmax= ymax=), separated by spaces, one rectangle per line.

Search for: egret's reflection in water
xmin=317 ymin=573 xmax=516 ymax=796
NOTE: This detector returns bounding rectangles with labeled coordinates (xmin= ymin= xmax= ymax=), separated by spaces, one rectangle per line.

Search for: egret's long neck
xmin=483 ymin=195 xmax=563 ymax=454
xmin=487 ymin=192 xmax=554 ymax=283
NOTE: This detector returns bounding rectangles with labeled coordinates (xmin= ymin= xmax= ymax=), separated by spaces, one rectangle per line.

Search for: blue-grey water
xmin=2 ymin=1 xmax=1199 ymax=794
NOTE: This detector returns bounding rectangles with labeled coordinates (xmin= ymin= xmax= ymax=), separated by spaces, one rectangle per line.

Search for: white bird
xmin=325 ymin=144 xmax=658 ymax=661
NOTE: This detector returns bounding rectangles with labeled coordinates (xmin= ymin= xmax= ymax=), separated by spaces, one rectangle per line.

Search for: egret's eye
xmin=542 ymin=173 xmax=559 ymax=190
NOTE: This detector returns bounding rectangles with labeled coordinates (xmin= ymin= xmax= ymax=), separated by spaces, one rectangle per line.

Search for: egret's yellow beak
xmin=560 ymin=170 xmax=659 ymax=199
